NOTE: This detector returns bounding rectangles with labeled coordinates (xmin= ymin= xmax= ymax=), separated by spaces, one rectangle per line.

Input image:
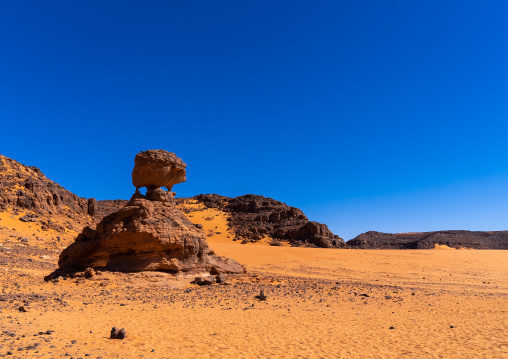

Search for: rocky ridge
xmin=347 ymin=230 xmax=508 ymax=249
xmin=179 ymin=194 xmax=346 ymax=248
xmin=0 ymin=154 xmax=126 ymax=233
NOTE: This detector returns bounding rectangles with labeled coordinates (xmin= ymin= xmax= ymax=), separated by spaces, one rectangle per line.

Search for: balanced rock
xmin=47 ymin=150 xmax=245 ymax=279
xmin=132 ymin=150 xmax=186 ymax=194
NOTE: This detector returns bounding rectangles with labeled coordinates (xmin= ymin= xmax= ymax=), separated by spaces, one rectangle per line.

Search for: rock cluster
xmin=347 ymin=230 xmax=508 ymax=249
xmin=47 ymin=150 xmax=245 ymax=278
xmin=187 ymin=194 xmax=345 ymax=248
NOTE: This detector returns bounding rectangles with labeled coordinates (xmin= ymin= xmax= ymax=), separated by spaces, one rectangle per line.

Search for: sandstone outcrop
xmin=0 ymin=154 xmax=92 ymax=232
xmin=47 ymin=150 xmax=245 ymax=278
xmin=182 ymin=194 xmax=346 ymax=248
xmin=0 ymin=154 xmax=127 ymax=232
xmin=347 ymin=230 xmax=508 ymax=249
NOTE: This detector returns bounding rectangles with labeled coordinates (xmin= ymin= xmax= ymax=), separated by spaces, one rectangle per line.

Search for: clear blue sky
xmin=1 ymin=1 xmax=507 ymax=239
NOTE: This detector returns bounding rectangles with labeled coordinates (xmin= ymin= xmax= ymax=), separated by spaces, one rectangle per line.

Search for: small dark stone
xmin=255 ymin=290 xmax=267 ymax=301
xmin=192 ymin=276 xmax=215 ymax=286
xmin=84 ymin=268 xmax=95 ymax=279
xmin=110 ymin=327 xmax=126 ymax=340
xmin=215 ymin=274 xmax=226 ymax=284
xmin=389 ymin=326 xmax=395 ymax=329
xmin=19 ymin=214 xmax=37 ymax=223
xmin=450 ymin=325 xmax=455 ymax=328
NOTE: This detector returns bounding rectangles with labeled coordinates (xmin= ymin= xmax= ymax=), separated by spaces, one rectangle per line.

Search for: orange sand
xmin=1 ymin=207 xmax=507 ymax=358
xmin=178 ymin=200 xmax=236 ymax=243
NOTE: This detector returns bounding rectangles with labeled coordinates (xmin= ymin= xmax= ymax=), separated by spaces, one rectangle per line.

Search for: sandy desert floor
xmin=1 ymin=210 xmax=507 ymax=358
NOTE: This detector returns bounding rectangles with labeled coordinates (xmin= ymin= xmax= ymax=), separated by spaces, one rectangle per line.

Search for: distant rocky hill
xmin=0 ymin=154 xmax=126 ymax=233
xmin=347 ymin=230 xmax=508 ymax=249
xmin=178 ymin=194 xmax=346 ymax=248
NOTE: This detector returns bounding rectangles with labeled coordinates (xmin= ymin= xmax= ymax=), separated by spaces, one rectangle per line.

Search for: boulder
xmin=110 ymin=327 xmax=126 ymax=340
xmin=132 ymin=149 xmax=186 ymax=192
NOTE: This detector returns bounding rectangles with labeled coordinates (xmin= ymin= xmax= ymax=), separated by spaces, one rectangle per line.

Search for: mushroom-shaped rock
xmin=132 ymin=149 xmax=186 ymax=192
xmin=46 ymin=149 xmax=246 ymax=280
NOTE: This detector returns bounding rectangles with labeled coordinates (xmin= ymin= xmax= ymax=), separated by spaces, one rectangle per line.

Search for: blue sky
xmin=1 ymin=1 xmax=507 ymax=239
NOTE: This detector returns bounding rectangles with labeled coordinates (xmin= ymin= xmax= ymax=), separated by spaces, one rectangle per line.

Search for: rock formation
xmin=181 ymin=194 xmax=346 ymax=248
xmin=0 ymin=154 xmax=91 ymax=232
xmin=48 ymin=150 xmax=245 ymax=278
xmin=0 ymin=154 xmax=126 ymax=232
xmin=347 ymin=230 xmax=508 ymax=249
xmin=132 ymin=150 xmax=187 ymax=197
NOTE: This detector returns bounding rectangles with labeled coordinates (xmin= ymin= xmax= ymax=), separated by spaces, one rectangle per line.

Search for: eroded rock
xmin=185 ymin=194 xmax=345 ymax=248
xmin=132 ymin=149 xmax=186 ymax=192
xmin=47 ymin=150 xmax=245 ymax=280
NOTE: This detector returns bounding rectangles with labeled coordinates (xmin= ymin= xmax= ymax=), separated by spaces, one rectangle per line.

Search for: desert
xmin=1 ymin=152 xmax=507 ymax=358
xmin=2 ymin=3 xmax=508 ymax=358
